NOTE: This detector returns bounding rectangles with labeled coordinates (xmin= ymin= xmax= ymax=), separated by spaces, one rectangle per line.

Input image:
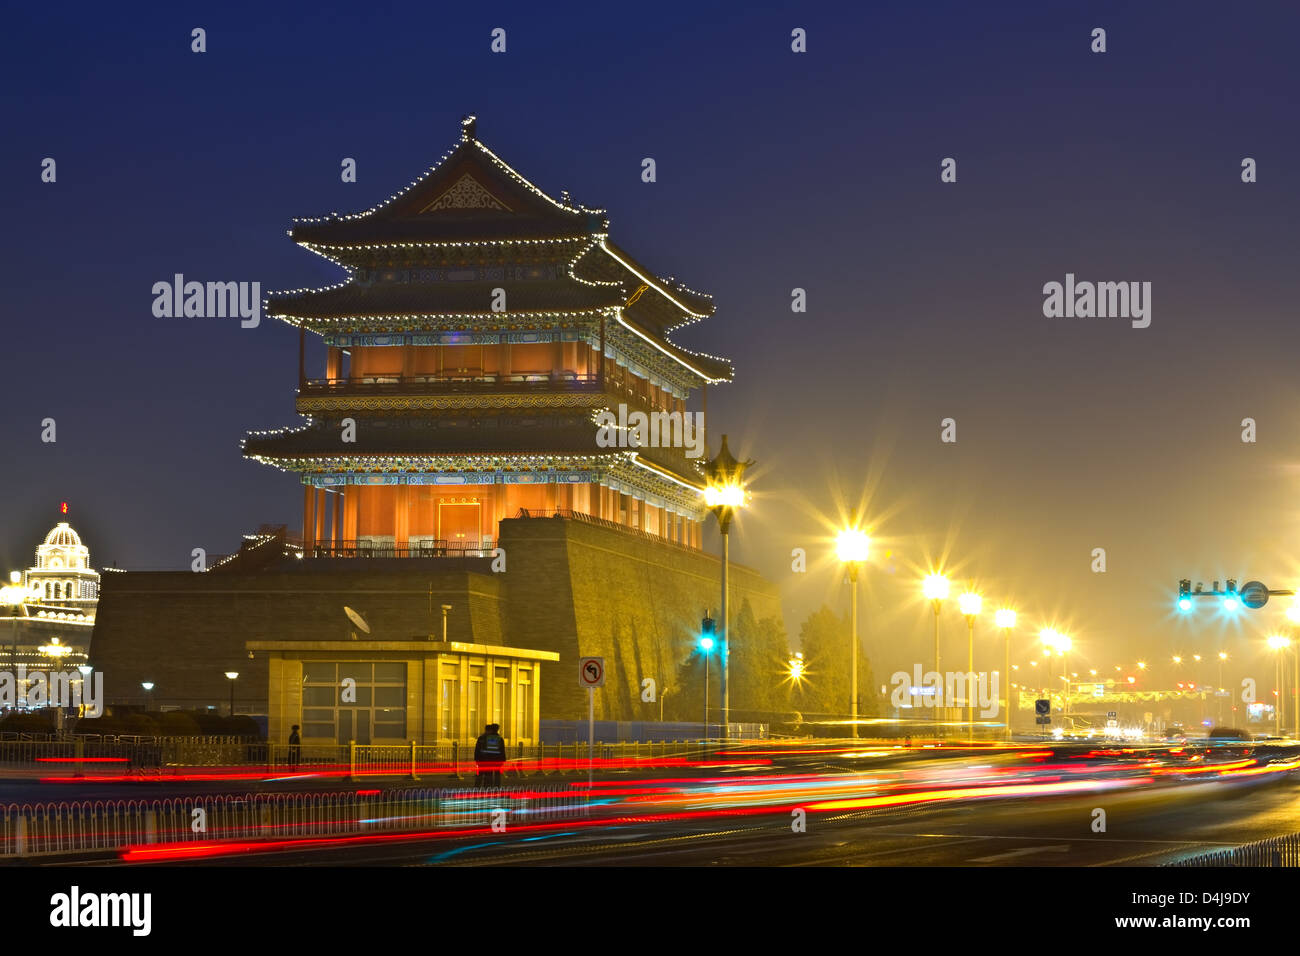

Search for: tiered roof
xmin=266 ymin=115 xmax=732 ymax=383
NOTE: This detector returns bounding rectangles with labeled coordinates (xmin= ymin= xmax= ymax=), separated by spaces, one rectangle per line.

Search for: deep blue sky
xmin=4 ymin=1 xmax=1300 ymax=689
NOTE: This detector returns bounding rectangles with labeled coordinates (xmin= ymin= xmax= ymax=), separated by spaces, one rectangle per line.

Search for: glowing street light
xmin=703 ymin=435 xmax=751 ymax=741
xmin=922 ymin=574 xmax=949 ymax=697
xmin=38 ymin=636 xmax=72 ymax=659
xmin=225 ymin=671 xmax=239 ymax=718
xmin=787 ymin=652 xmax=805 ymax=683
xmin=836 ymin=519 xmax=869 ymax=738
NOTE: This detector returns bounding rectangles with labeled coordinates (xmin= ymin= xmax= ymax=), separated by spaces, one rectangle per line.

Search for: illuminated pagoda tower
xmin=244 ymin=116 xmax=732 ymax=555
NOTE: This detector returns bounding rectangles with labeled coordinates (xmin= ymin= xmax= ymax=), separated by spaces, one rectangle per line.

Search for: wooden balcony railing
xmin=299 ymin=372 xmax=603 ymax=397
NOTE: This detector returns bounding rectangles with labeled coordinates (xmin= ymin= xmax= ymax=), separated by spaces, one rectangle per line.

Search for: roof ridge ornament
xmin=461 ymin=114 xmax=477 ymax=142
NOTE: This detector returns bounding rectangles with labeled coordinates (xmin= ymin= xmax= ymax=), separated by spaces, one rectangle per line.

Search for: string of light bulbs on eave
xmin=287 ymin=125 xmax=606 ymax=229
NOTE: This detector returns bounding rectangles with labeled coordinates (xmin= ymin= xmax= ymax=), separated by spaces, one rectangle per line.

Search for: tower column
xmin=394 ymin=485 xmax=411 ymax=550
xmin=303 ymin=485 xmax=316 ymax=550
xmin=315 ymin=488 xmax=326 ymax=546
xmin=333 ymin=490 xmax=343 ymax=548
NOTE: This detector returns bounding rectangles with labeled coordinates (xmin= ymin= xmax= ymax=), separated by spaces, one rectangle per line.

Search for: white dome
xmin=43 ymin=523 xmax=83 ymax=548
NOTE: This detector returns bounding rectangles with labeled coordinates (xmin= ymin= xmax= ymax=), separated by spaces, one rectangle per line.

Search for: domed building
xmin=0 ymin=521 xmax=97 ymax=670
xmin=28 ymin=522 xmax=100 ymax=613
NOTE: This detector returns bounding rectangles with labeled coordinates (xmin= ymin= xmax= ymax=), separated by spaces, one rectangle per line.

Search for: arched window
xmin=44 ymin=582 xmax=52 ymax=600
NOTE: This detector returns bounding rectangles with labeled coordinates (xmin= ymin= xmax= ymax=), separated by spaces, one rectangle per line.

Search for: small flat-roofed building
xmin=246 ymin=637 xmax=558 ymax=747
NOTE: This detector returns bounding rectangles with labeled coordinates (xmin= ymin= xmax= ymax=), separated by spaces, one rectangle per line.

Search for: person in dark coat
xmin=288 ymin=724 xmax=301 ymax=769
xmin=473 ymin=723 xmax=506 ymax=786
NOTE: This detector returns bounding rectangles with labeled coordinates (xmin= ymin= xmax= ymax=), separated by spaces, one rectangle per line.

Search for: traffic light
xmin=1177 ymin=580 xmax=1192 ymax=612
xmin=699 ymin=615 xmax=716 ymax=652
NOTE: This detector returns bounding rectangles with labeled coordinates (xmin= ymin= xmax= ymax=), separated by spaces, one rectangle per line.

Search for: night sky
xmin=4 ymin=1 xmax=1300 ymax=693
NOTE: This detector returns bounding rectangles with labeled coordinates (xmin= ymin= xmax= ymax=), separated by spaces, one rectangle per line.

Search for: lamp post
xmin=922 ymin=574 xmax=949 ymax=723
xmin=958 ymin=592 xmax=982 ymax=738
xmin=1216 ymin=652 xmax=1228 ymax=726
xmin=1056 ymin=633 xmax=1072 ymax=722
xmin=1040 ymin=629 xmax=1058 ymax=705
xmin=995 ymin=609 xmax=1016 ymax=740
xmin=703 ymin=435 xmax=752 ymax=742
xmin=836 ymin=523 xmax=869 ymax=738
xmin=225 ymin=671 xmax=239 ymax=718
xmin=141 ymin=681 xmax=154 ymax=711
xmin=2 ymin=571 xmax=26 ymax=675
xmin=1288 ymin=603 xmax=1300 ymax=735
xmin=1266 ymin=636 xmax=1289 ymax=736
xmin=698 ymin=634 xmax=715 ymax=737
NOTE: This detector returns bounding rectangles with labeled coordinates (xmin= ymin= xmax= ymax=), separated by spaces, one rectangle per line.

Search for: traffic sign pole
xmin=578 ymin=657 xmax=605 ymax=786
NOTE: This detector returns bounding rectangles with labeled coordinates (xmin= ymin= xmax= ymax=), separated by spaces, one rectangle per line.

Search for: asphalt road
xmin=103 ymin=767 xmax=1300 ymax=867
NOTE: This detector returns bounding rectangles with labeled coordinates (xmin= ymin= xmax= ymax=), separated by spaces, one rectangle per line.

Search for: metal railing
xmin=0 ymin=784 xmax=589 ymax=858
xmin=299 ymin=373 xmax=603 ymax=396
xmin=0 ymin=738 xmax=715 ymax=778
xmin=1167 ymin=831 xmax=1300 ymax=867
xmin=0 ymin=736 xmax=267 ymax=773
xmin=348 ymin=739 xmax=713 ymax=779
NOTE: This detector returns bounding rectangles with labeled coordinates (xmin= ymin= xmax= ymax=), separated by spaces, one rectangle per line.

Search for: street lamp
xmin=958 ymin=592 xmax=982 ymax=737
xmin=1039 ymin=629 xmax=1058 ymax=702
xmin=788 ymin=652 xmax=805 ymax=683
xmin=1216 ymin=652 xmax=1228 ymax=726
xmin=225 ymin=671 xmax=239 ymax=718
xmin=922 ymin=574 xmax=949 ymax=706
xmin=141 ymin=681 xmax=154 ymax=710
xmin=1287 ymin=604 xmax=1300 ymax=735
xmin=994 ymin=608 xmax=1016 ymax=740
xmin=836 ymin=522 xmax=869 ymax=738
xmin=703 ymin=435 xmax=751 ymax=741
xmin=1266 ymin=636 xmax=1290 ymax=736
xmin=1055 ymin=633 xmax=1072 ymax=719
xmin=1 ymin=571 xmax=26 ymax=673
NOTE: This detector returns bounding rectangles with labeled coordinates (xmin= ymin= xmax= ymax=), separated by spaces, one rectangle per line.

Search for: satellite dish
xmin=343 ymin=606 xmax=371 ymax=634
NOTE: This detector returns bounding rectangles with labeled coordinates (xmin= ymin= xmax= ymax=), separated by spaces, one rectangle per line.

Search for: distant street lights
xmin=703 ymin=435 xmax=751 ymax=742
xmin=958 ymin=592 xmax=982 ymax=737
xmin=995 ymin=609 xmax=1016 ymax=739
xmin=836 ymin=522 xmax=869 ymax=738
